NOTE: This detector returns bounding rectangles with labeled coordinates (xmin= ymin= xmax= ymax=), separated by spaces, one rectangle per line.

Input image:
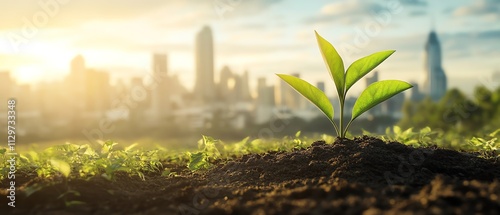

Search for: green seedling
xmin=277 ymin=31 xmax=412 ymax=138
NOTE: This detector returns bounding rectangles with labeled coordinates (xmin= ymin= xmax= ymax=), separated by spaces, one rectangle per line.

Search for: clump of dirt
xmin=202 ymin=136 xmax=500 ymax=214
xmin=2 ymin=136 xmax=500 ymax=214
xmin=206 ymin=136 xmax=499 ymax=187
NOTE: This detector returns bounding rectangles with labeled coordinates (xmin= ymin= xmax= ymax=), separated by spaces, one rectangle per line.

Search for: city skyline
xmin=0 ymin=22 xmax=497 ymax=142
xmin=0 ymin=0 xmax=499 ymax=96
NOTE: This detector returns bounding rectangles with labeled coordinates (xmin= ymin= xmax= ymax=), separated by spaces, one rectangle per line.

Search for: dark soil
xmin=1 ymin=136 xmax=500 ymax=214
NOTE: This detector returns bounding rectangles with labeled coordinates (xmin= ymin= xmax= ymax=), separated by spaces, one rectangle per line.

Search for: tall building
xmin=493 ymin=70 xmax=500 ymax=86
xmin=218 ymin=66 xmax=232 ymax=100
xmin=151 ymin=53 xmax=170 ymax=118
xmin=240 ymin=70 xmax=252 ymax=101
xmin=130 ymin=77 xmax=148 ymax=125
xmin=257 ymin=78 xmax=275 ymax=106
xmin=65 ymin=55 xmax=111 ymax=114
xmin=276 ymin=73 xmax=306 ymax=110
xmin=365 ymin=71 xmax=382 ymax=116
xmin=194 ymin=26 xmax=215 ymax=102
xmin=216 ymin=66 xmax=252 ymax=103
xmin=85 ymin=69 xmax=111 ymax=113
xmin=383 ymin=92 xmax=405 ymax=118
xmin=423 ymin=30 xmax=447 ymax=101
xmin=67 ymin=55 xmax=87 ymax=111
xmin=410 ymin=81 xmax=424 ymax=102
xmin=316 ymin=82 xmax=325 ymax=92
xmin=255 ymin=77 xmax=275 ymax=124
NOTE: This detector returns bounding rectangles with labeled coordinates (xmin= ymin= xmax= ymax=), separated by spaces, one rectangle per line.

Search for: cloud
xmin=399 ymin=0 xmax=427 ymax=7
xmin=442 ymin=29 xmax=500 ymax=58
xmin=0 ymin=0 xmax=282 ymax=31
xmin=408 ymin=10 xmax=427 ymax=17
xmin=304 ymin=0 xmax=385 ymax=25
xmin=213 ymin=0 xmax=283 ymax=19
xmin=399 ymin=0 xmax=428 ymax=17
xmin=453 ymin=0 xmax=500 ymax=20
xmin=303 ymin=0 xmax=430 ymax=25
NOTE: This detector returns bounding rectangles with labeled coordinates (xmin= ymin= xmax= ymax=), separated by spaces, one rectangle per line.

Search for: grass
xmin=1 ymin=127 xmax=499 ymax=210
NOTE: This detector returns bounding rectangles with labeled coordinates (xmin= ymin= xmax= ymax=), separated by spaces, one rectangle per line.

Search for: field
xmin=1 ymin=128 xmax=499 ymax=214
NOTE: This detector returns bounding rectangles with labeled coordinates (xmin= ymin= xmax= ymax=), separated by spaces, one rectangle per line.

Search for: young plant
xmin=277 ymin=31 xmax=412 ymax=138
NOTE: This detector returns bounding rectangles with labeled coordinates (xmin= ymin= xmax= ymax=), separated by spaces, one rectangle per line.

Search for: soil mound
xmin=206 ymin=136 xmax=500 ymax=188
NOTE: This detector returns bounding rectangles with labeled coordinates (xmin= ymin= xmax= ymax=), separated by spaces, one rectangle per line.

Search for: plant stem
xmin=331 ymin=120 xmax=340 ymax=136
xmin=339 ymin=98 xmax=344 ymax=138
xmin=343 ymin=120 xmax=353 ymax=138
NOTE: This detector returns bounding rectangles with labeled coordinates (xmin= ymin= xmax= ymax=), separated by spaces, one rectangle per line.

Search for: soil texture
xmin=2 ymin=136 xmax=500 ymax=215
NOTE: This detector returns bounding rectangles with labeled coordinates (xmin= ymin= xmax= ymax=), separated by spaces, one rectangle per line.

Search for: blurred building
xmin=365 ymin=71 xmax=382 ymax=116
xmin=423 ymin=30 xmax=447 ymax=101
xmin=493 ymin=70 xmax=500 ymax=87
xmin=151 ymin=53 xmax=170 ymax=118
xmin=67 ymin=55 xmax=87 ymax=111
xmin=276 ymin=73 xmax=306 ymax=110
xmin=410 ymin=81 xmax=424 ymax=102
xmin=85 ymin=69 xmax=111 ymax=114
xmin=218 ymin=66 xmax=232 ymax=101
xmin=63 ymin=55 xmax=112 ymax=125
xmin=255 ymin=77 xmax=275 ymax=124
xmin=231 ymin=70 xmax=252 ymax=102
xmin=148 ymin=53 xmax=188 ymax=125
xmin=316 ymin=82 xmax=325 ymax=92
xmin=216 ymin=66 xmax=252 ymax=103
xmin=382 ymin=93 xmax=405 ymax=118
xmin=194 ymin=26 xmax=215 ymax=102
xmin=128 ymin=77 xmax=148 ymax=126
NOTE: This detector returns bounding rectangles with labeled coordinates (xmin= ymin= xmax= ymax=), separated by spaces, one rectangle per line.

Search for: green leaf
xmin=352 ymin=80 xmax=412 ymax=120
xmin=315 ymin=31 xmax=345 ymax=98
xmin=295 ymin=131 xmax=301 ymax=138
xmin=50 ymin=158 xmax=71 ymax=178
xmin=187 ymin=152 xmax=209 ymax=171
xmin=124 ymin=143 xmax=139 ymax=152
xmin=345 ymin=50 xmax=395 ymax=93
xmin=277 ymin=74 xmax=335 ymax=123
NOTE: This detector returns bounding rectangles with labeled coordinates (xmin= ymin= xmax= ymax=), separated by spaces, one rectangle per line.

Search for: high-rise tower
xmin=423 ymin=31 xmax=447 ymax=101
xmin=67 ymin=55 xmax=86 ymax=111
xmin=194 ymin=26 xmax=215 ymax=102
xmin=151 ymin=53 xmax=170 ymax=117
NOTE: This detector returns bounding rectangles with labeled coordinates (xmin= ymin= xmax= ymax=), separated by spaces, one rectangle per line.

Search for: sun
xmin=13 ymin=66 xmax=44 ymax=84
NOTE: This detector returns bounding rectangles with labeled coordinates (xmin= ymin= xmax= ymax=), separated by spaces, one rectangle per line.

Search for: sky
xmin=0 ymin=0 xmax=499 ymax=96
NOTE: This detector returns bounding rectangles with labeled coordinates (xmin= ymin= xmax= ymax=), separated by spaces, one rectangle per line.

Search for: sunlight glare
xmin=13 ymin=66 xmax=44 ymax=84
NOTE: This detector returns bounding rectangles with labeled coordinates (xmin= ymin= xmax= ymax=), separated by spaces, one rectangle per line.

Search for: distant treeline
xmin=398 ymin=86 xmax=500 ymax=135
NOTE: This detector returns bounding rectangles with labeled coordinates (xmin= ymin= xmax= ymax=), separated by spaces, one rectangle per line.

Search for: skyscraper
xmin=194 ymin=26 xmax=215 ymax=102
xmin=85 ymin=69 xmax=111 ymax=113
xmin=255 ymin=77 xmax=275 ymax=124
xmin=151 ymin=53 xmax=170 ymax=118
xmin=365 ymin=71 xmax=382 ymax=116
xmin=67 ymin=55 xmax=87 ymax=111
xmin=423 ymin=30 xmax=447 ymax=101
xmin=276 ymin=73 xmax=306 ymax=110
xmin=316 ymin=82 xmax=325 ymax=92
xmin=240 ymin=70 xmax=252 ymax=101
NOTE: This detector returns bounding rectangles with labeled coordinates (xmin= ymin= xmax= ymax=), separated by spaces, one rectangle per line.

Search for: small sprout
xmin=50 ymin=158 xmax=71 ymax=178
xmin=277 ymin=31 xmax=412 ymax=138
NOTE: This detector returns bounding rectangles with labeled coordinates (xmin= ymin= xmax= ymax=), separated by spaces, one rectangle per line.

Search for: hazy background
xmin=0 ymin=0 xmax=499 ymax=148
